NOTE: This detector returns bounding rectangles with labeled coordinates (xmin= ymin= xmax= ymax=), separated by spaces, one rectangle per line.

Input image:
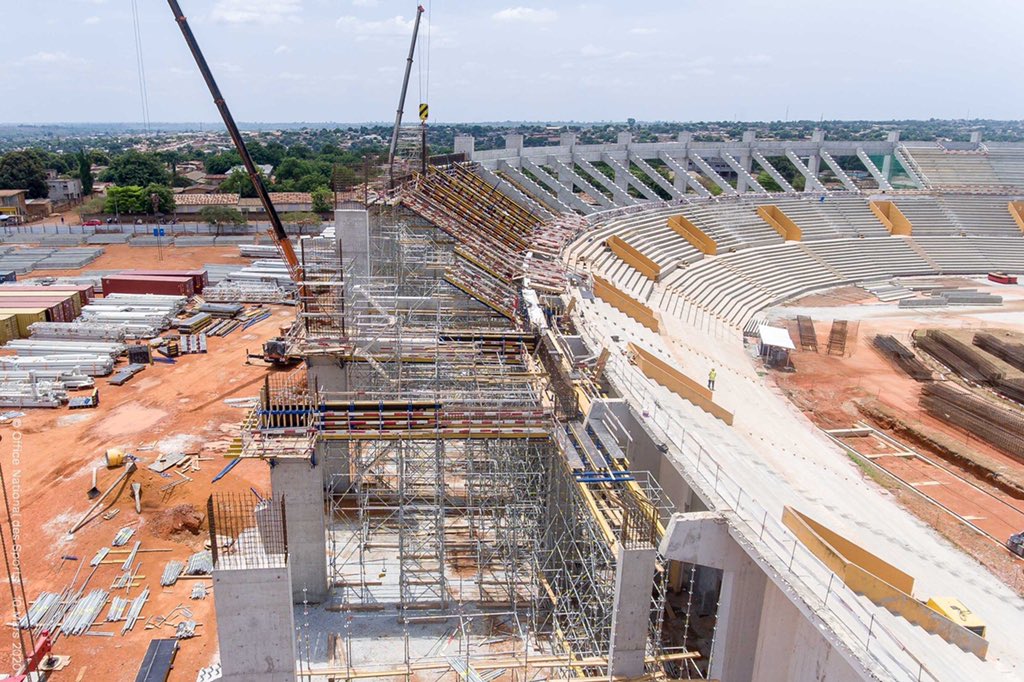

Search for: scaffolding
xmin=242 ymin=199 xmax=682 ymax=678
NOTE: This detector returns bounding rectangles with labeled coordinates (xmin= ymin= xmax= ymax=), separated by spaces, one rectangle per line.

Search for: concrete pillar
xmin=608 ymin=545 xmax=658 ymax=677
xmin=504 ymin=134 xmax=524 ymax=151
xmin=882 ymin=130 xmax=900 ymax=180
xmin=336 ymin=208 xmax=369 ymax=284
xmin=453 ymin=135 xmax=475 ymax=159
xmin=674 ymin=133 xmax=692 ymax=194
xmin=213 ymin=566 xmax=297 ymax=682
xmin=808 ymin=128 xmax=824 ymax=180
xmin=271 ymin=458 xmax=328 ymax=603
xmin=970 ymin=131 xmax=983 ymax=144
xmin=613 ymin=133 xmax=633 ymax=192
xmin=738 ymin=130 xmax=756 ymax=193
xmin=559 ymin=132 xmax=577 ymax=149
xmin=659 ymin=512 xmax=767 ymax=682
xmin=709 ymin=543 xmax=768 ymax=681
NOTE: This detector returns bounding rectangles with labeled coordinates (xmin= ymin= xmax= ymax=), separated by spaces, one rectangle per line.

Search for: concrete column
xmin=970 ymin=131 xmax=983 ymax=144
xmin=504 ymin=134 xmax=524 ymax=151
xmin=336 ymin=208 xmax=369 ymax=284
xmin=808 ymin=128 xmax=825 ymax=180
xmin=882 ymin=130 xmax=900 ymax=181
xmin=271 ymin=458 xmax=328 ymax=603
xmin=613 ymin=133 xmax=633 ymax=192
xmin=738 ymin=130 xmax=756 ymax=193
xmin=213 ymin=566 xmax=297 ymax=682
xmin=453 ymin=135 xmax=475 ymax=159
xmin=659 ymin=512 xmax=766 ymax=682
xmin=709 ymin=542 xmax=768 ymax=681
xmin=559 ymin=132 xmax=577 ymax=149
xmin=608 ymin=545 xmax=658 ymax=677
xmin=674 ymin=133 xmax=692 ymax=194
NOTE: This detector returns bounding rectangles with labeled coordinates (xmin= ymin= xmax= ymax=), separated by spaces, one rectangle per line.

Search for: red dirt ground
xmin=769 ymin=292 xmax=1024 ymax=594
xmin=0 ymin=245 xmax=294 ymax=681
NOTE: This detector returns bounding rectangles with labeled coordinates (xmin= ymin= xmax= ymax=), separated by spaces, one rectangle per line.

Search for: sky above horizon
xmin=4 ymin=0 xmax=1019 ymax=124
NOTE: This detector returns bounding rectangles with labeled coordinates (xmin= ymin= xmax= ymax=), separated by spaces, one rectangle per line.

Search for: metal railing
xmin=599 ymin=351 xmax=942 ymax=682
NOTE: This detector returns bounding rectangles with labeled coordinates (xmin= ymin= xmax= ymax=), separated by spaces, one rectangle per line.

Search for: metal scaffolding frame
xmin=243 ymin=201 xmax=684 ymax=679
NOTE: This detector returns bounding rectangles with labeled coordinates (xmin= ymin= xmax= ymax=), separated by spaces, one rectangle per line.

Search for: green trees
xmin=76 ymin=149 xmax=94 ymax=195
xmin=218 ymin=170 xmax=261 ymax=198
xmin=311 ymin=186 xmax=333 ymax=213
xmin=203 ymin=151 xmax=242 ymax=175
xmin=100 ymin=151 xmax=170 ymax=187
xmin=0 ymin=151 xmax=48 ymax=198
xmin=198 ymin=205 xmax=245 ymax=228
xmin=104 ymin=184 xmax=175 ymax=214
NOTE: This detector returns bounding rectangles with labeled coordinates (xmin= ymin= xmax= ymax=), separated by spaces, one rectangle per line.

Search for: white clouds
xmin=352 ymin=0 xmax=379 ymax=6
xmin=580 ymin=44 xmax=608 ymax=57
xmin=16 ymin=51 xmax=87 ymax=66
xmin=733 ymin=54 xmax=772 ymax=66
xmin=336 ymin=15 xmax=414 ymax=36
xmin=628 ymin=27 xmax=658 ymax=35
xmin=211 ymin=0 xmax=302 ymax=25
xmin=83 ymin=16 xmax=101 ymax=25
xmin=492 ymin=7 xmax=558 ymax=24
xmin=274 ymin=44 xmax=291 ymax=54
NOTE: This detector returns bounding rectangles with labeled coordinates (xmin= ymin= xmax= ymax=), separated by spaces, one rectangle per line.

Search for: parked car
xmin=81 ymin=219 xmax=102 ymax=226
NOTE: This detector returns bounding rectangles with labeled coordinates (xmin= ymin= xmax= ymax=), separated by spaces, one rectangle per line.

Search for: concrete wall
xmin=270 ymin=458 xmax=328 ymax=603
xmin=213 ymin=565 xmax=297 ymax=682
xmin=660 ymin=512 xmax=869 ymax=682
xmin=752 ymin=580 xmax=865 ymax=682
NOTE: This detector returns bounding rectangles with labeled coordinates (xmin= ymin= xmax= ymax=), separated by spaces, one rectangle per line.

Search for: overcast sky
xmin=4 ymin=0 xmax=1019 ymax=124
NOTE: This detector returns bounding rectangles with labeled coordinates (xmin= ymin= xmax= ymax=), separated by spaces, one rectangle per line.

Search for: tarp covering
xmin=758 ymin=324 xmax=796 ymax=350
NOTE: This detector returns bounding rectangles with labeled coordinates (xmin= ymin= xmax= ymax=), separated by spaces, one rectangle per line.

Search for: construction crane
xmin=387 ymin=4 xmax=425 ymax=186
xmin=166 ymin=0 xmax=303 ymax=285
xmin=167 ymin=0 xmax=306 ymax=364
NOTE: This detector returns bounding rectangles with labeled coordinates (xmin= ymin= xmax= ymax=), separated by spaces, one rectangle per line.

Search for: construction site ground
xmin=0 ymin=244 xmax=292 ymax=681
xmin=768 ymin=278 xmax=1024 ymax=595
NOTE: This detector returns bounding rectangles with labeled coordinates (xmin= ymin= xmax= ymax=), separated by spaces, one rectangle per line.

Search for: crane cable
xmin=130 ymin=0 xmax=152 ymax=133
xmin=0 ymin=451 xmax=33 ymax=667
xmin=417 ymin=1 xmax=431 ymax=112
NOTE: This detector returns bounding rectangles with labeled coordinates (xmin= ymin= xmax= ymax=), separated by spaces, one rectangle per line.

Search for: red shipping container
xmin=0 ymin=297 xmax=69 ymax=322
xmin=101 ymin=275 xmax=195 ymax=297
xmin=0 ymin=285 xmax=94 ymax=306
xmin=122 ymin=270 xmax=208 ymax=292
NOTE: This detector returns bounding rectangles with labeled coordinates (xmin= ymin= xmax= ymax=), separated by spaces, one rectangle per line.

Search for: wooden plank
xmin=668 ymin=214 xmax=717 ymax=255
xmin=592 ymin=276 xmax=659 ymax=332
xmin=606 ymin=235 xmax=661 ymax=280
xmin=627 ymin=343 xmax=734 ymax=425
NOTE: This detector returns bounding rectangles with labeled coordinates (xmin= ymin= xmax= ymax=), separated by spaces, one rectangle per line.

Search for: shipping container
xmin=101 ymin=275 xmax=195 ymax=297
xmin=122 ymin=269 xmax=208 ymax=292
xmin=0 ymin=271 xmax=16 ymax=283
xmin=0 ymin=297 xmax=71 ymax=323
xmin=0 ymin=284 xmax=94 ymax=306
xmin=0 ymin=309 xmax=48 ymax=337
xmin=0 ymin=314 xmax=18 ymax=344
xmin=0 ymin=291 xmax=81 ymax=316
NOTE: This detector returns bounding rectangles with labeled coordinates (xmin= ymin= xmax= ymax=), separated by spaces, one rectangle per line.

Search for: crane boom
xmin=166 ymin=0 xmax=303 ymax=284
xmin=388 ymin=5 xmax=425 ymax=184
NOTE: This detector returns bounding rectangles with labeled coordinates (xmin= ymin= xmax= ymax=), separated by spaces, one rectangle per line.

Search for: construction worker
xmin=707 ymin=368 xmax=717 ymax=391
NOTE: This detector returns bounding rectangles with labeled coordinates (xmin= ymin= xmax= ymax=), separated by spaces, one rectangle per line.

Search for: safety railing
xmin=598 ymin=349 xmax=943 ymax=682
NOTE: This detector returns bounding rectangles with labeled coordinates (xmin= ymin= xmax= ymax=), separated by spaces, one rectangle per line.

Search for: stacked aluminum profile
xmin=0 ymin=375 xmax=70 ymax=407
xmin=4 ymin=340 xmax=126 ymax=357
xmin=61 ymin=589 xmax=109 ymax=636
xmin=28 ymin=321 xmax=127 ymax=342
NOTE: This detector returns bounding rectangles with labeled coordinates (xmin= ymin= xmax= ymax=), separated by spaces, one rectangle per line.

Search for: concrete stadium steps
xmin=892 ymin=196 xmax=963 ymax=235
xmin=900 ymin=145 xmax=1002 ymax=188
xmin=968 ymin=236 xmax=1024 ymax=272
xmin=804 ymin=237 xmax=932 ymax=281
xmin=679 ymin=202 xmax=784 ymax=252
xmin=767 ymin=195 xmax=889 ymax=240
xmin=987 ymin=147 xmax=1024 ymax=187
xmin=588 ymin=249 xmax=654 ymax=301
xmin=610 ymin=208 xmax=703 ymax=270
xmin=938 ymin=195 xmax=1022 ymax=235
xmin=909 ymin=235 xmax=995 ymax=273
